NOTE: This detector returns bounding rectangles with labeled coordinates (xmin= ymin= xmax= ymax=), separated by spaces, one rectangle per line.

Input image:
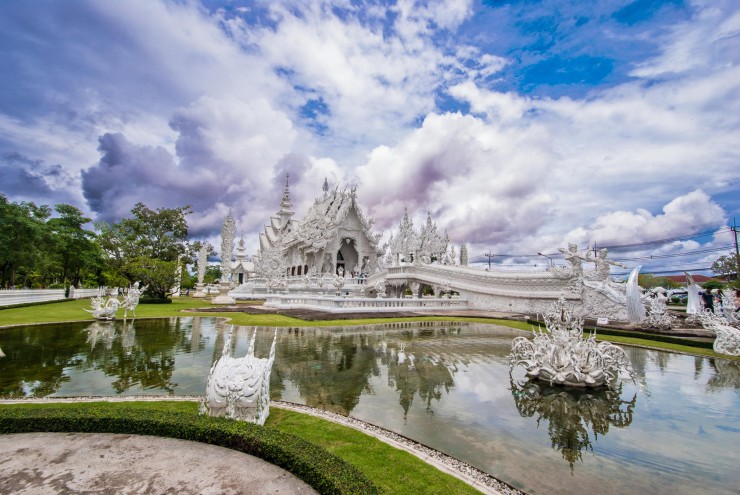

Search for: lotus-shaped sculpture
xmin=510 ymin=297 xmax=633 ymax=388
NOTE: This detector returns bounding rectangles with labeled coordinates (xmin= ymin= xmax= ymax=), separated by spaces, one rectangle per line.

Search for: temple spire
xmin=277 ymin=173 xmax=294 ymax=228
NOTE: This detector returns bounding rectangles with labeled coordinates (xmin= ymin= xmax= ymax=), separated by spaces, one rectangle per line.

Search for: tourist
xmin=701 ymin=288 xmax=715 ymax=313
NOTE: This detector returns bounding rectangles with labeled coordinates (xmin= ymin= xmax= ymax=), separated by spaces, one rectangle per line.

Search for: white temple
xmin=220 ymin=179 xmax=643 ymax=323
xmin=256 ymin=176 xmax=383 ymax=279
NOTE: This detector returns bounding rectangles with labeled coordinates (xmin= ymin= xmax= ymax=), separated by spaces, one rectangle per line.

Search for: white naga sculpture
xmin=510 ymin=297 xmax=634 ymax=388
xmin=120 ymin=282 xmax=147 ymax=318
xmin=642 ymin=289 xmax=675 ymax=330
xmin=200 ymin=327 xmax=277 ymax=425
xmin=625 ymin=266 xmax=646 ymax=325
xmin=698 ymin=311 xmax=740 ymax=357
xmin=84 ymin=295 xmax=120 ymax=320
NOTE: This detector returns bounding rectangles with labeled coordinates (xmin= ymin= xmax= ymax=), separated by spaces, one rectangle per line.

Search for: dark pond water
xmin=1 ymin=317 xmax=738 ymax=494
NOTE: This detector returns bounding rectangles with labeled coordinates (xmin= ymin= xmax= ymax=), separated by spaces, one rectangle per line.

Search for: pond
xmin=1 ymin=317 xmax=738 ymax=494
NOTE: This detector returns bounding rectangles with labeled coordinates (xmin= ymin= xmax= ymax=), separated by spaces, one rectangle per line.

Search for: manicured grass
xmin=2 ymin=297 xmax=735 ymax=360
xmin=0 ymin=401 xmax=480 ymax=495
xmin=268 ymin=408 xmax=482 ymax=495
xmin=0 ymin=297 xmax=529 ymax=329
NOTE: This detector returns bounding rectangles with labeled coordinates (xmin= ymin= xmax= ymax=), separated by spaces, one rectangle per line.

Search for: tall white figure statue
xmin=684 ymin=272 xmax=704 ymax=315
xmin=626 ymin=266 xmax=646 ymax=324
xmin=121 ymin=282 xmax=147 ymax=318
xmin=201 ymin=327 xmax=277 ymax=425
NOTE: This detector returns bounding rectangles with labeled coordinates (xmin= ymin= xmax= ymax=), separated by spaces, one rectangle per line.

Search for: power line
xmin=599 ymin=226 xmax=731 ymax=250
xmin=611 ymin=245 xmax=733 ymax=262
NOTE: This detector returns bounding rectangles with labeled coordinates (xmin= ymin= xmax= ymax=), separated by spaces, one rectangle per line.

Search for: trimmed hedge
xmin=526 ymin=319 xmax=714 ymax=349
xmin=139 ymin=297 xmax=173 ymax=304
xmin=0 ymin=406 xmax=377 ymax=495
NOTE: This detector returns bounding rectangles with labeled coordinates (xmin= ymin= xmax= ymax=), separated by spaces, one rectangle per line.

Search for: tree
xmin=97 ymin=203 xmax=192 ymax=298
xmin=0 ymin=195 xmax=51 ymax=287
xmin=711 ymin=254 xmax=739 ymax=283
xmin=637 ymin=274 xmax=679 ymax=289
xmin=46 ymin=204 xmax=100 ymax=287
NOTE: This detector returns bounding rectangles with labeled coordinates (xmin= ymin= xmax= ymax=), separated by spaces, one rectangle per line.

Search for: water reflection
xmin=707 ymin=359 xmax=740 ymax=390
xmin=271 ymin=324 xmax=472 ymax=416
xmin=511 ymin=378 xmax=637 ymax=468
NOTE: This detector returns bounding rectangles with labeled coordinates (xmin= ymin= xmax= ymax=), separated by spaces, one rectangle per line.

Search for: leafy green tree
xmin=0 ymin=195 xmax=51 ymax=287
xmin=46 ymin=204 xmax=100 ymax=287
xmin=711 ymin=253 xmax=739 ymax=283
xmin=97 ymin=203 xmax=192 ymax=298
xmin=203 ymin=265 xmax=221 ymax=284
xmin=637 ymin=274 xmax=679 ymax=289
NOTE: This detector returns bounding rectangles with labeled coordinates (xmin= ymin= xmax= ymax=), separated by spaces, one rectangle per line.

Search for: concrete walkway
xmin=0 ymin=432 xmax=317 ymax=495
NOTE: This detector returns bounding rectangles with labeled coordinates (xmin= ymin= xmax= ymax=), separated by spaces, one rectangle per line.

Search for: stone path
xmin=0 ymin=432 xmax=317 ymax=495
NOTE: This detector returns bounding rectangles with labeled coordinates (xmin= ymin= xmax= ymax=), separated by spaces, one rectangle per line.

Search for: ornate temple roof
xmin=258 ymin=179 xmax=380 ymax=256
xmin=283 ymin=184 xmax=380 ymax=254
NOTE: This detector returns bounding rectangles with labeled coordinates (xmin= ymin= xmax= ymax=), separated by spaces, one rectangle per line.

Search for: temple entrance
xmin=336 ymin=238 xmax=358 ymax=275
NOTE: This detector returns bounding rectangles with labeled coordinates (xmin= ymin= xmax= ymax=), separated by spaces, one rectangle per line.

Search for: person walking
xmin=701 ymin=288 xmax=715 ymax=313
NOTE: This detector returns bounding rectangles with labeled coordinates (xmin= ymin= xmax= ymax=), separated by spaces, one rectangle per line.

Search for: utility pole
xmin=484 ymin=251 xmax=494 ymax=270
xmin=733 ymin=218 xmax=740 ymax=274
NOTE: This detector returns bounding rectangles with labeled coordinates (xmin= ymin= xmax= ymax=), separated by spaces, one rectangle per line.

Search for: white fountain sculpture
xmin=83 ymin=295 xmax=120 ymax=320
xmin=200 ymin=327 xmax=277 ymax=425
xmin=698 ymin=311 xmax=740 ymax=357
xmin=120 ymin=282 xmax=147 ymax=318
xmin=510 ymin=297 xmax=634 ymax=388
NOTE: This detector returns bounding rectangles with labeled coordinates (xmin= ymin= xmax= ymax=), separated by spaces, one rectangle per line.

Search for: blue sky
xmin=0 ymin=0 xmax=738 ymax=273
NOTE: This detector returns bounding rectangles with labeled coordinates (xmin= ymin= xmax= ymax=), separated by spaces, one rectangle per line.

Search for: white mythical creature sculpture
xmin=120 ymin=282 xmax=147 ymax=318
xmin=83 ymin=295 xmax=120 ymax=320
xmin=698 ymin=311 xmax=740 ymax=357
xmin=374 ymin=279 xmax=387 ymax=298
xmin=333 ymin=267 xmax=346 ymax=291
xmin=200 ymin=327 xmax=277 ymax=425
xmin=510 ymin=297 xmax=634 ymax=388
xmin=641 ymin=290 xmax=675 ymax=330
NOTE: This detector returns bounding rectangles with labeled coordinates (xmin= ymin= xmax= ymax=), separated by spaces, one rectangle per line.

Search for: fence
xmin=0 ymin=287 xmax=110 ymax=307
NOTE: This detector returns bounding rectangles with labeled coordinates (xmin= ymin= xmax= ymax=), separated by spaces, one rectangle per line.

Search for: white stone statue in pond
xmin=200 ymin=327 xmax=277 ymax=425
xmin=84 ymin=294 xmax=120 ymax=320
xmin=509 ymin=297 xmax=633 ymax=388
xmin=121 ymin=282 xmax=147 ymax=318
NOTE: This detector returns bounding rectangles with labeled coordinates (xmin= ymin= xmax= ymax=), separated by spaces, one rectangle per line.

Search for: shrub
xmin=139 ymin=297 xmax=173 ymax=304
xmin=0 ymin=406 xmax=377 ymax=495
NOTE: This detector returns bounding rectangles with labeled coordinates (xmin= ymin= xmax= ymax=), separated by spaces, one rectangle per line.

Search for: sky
xmin=1 ymin=0 xmax=739 ymax=274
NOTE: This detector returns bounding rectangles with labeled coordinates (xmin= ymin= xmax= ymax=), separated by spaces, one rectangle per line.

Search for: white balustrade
xmin=264 ymin=294 xmax=468 ymax=313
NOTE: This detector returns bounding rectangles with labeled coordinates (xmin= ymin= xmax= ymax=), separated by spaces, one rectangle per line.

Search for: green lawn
xmin=0 ymin=401 xmax=482 ymax=495
xmin=1 ymin=297 xmax=733 ymax=361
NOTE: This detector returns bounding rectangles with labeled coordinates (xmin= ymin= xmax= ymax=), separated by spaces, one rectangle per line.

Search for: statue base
xmin=211 ymin=282 xmax=235 ymax=305
xmin=192 ymin=283 xmax=207 ymax=298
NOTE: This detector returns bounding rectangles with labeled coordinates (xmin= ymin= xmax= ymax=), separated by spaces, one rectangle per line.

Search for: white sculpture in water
xmin=84 ymin=295 xmax=120 ymax=320
xmin=698 ymin=311 xmax=740 ymax=356
xmin=200 ymin=327 xmax=277 ymax=425
xmin=510 ymin=297 xmax=634 ymax=388
xmin=121 ymin=282 xmax=147 ymax=318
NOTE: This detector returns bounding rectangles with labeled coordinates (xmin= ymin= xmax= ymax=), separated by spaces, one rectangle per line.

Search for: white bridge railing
xmin=264 ymin=294 xmax=468 ymax=313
